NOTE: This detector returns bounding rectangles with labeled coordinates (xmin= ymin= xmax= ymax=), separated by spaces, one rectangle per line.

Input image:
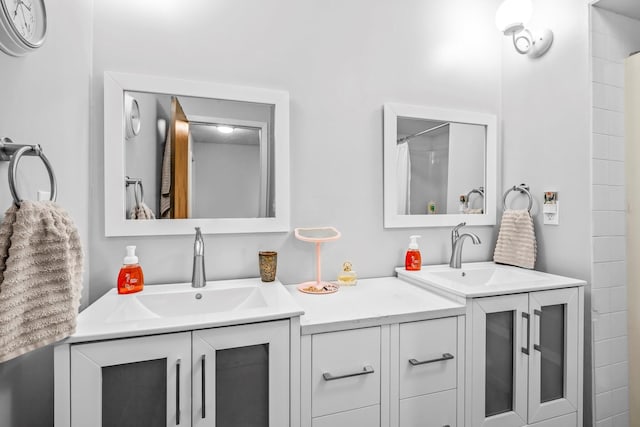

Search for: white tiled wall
xmin=590 ymin=6 xmax=640 ymax=427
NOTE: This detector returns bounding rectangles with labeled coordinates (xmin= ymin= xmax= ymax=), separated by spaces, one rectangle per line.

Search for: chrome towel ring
xmin=503 ymin=184 xmax=532 ymax=212
xmin=125 ymin=176 xmax=144 ymax=207
xmin=0 ymin=137 xmax=57 ymax=206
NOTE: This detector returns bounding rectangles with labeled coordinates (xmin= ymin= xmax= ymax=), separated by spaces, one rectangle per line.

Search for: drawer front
xmin=312 ymin=405 xmax=380 ymax=427
xmin=311 ymin=327 xmax=381 ymax=417
xmin=529 ymin=412 xmax=576 ymax=427
xmin=400 ymin=317 xmax=457 ymax=398
xmin=400 ymin=389 xmax=456 ymax=427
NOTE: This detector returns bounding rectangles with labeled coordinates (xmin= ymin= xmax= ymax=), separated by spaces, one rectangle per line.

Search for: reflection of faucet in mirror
xmin=449 ymin=222 xmax=481 ymax=269
xmin=192 ymin=227 xmax=206 ymax=288
xmin=465 ymin=186 xmax=485 ymax=213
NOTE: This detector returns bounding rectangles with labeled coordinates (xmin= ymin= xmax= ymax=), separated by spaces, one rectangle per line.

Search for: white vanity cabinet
xmin=471 ymin=288 xmax=580 ymax=427
xmin=288 ymin=277 xmax=467 ymax=427
xmin=396 ymin=262 xmax=585 ymax=427
xmin=57 ymin=320 xmax=292 ymax=427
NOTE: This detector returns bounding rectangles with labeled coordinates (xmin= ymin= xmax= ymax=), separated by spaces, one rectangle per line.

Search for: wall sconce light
xmin=495 ymin=0 xmax=553 ymax=58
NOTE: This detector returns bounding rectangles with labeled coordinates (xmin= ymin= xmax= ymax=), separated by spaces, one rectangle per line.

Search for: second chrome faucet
xmin=449 ymin=222 xmax=481 ymax=269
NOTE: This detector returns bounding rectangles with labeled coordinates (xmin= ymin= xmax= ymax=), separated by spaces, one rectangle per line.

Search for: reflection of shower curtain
xmin=396 ymin=142 xmax=411 ymax=214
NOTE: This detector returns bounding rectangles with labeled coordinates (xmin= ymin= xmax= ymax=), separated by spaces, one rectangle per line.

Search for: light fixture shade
xmin=495 ymin=0 xmax=533 ymax=34
xmin=217 ymin=125 xmax=234 ymax=134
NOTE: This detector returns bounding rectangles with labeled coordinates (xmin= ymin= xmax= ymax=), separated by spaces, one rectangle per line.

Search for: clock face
xmin=0 ymin=0 xmax=46 ymax=50
xmin=10 ymin=0 xmax=36 ymax=41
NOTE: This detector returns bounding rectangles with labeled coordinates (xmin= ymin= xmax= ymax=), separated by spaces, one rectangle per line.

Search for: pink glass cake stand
xmin=294 ymin=227 xmax=341 ymax=294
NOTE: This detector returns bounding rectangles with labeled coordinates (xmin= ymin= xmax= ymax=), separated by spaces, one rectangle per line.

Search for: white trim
xmin=104 ymin=71 xmax=290 ymax=236
xmin=383 ymin=103 xmax=498 ymax=228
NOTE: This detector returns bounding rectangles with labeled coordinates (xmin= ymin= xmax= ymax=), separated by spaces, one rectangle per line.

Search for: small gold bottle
xmin=337 ymin=261 xmax=357 ymax=286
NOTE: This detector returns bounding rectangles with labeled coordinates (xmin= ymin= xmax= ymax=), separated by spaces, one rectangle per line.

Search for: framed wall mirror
xmin=104 ymin=72 xmax=290 ymax=236
xmin=383 ymin=103 xmax=497 ymax=228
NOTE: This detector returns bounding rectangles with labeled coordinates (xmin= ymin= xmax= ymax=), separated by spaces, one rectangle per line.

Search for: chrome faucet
xmin=192 ymin=227 xmax=207 ymax=288
xmin=449 ymin=222 xmax=481 ymax=269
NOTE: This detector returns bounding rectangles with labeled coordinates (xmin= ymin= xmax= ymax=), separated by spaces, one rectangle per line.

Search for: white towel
xmin=129 ymin=201 xmax=156 ymax=220
xmin=493 ymin=209 xmax=537 ymax=269
xmin=0 ymin=201 xmax=83 ymax=363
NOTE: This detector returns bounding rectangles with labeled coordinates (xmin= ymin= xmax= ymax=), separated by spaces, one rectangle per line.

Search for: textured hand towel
xmin=160 ymin=130 xmax=172 ymax=219
xmin=0 ymin=201 xmax=83 ymax=363
xmin=493 ymin=208 xmax=537 ymax=269
xmin=129 ymin=201 xmax=156 ymax=220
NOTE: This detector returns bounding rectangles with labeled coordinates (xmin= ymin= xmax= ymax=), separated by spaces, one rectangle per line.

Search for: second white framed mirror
xmin=383 ymin=103 xmax=497 ymax=228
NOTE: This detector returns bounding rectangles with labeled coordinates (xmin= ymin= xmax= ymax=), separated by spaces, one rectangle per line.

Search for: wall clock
xmin=0 ymin=0 xmax=47 ymax=56
xmin=124 ymin=94 xmax=141 ymax=139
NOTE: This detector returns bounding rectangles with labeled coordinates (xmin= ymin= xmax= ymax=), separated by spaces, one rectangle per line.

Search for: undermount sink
xmin=70 ymin=278 xmax=303 ymax=343
xmin=396 ymin=262 xmax=585 ymax=298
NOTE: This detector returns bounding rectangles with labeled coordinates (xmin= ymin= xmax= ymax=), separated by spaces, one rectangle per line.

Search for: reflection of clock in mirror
xmin=0 ymin=0 xmax=47 ymax=56
xmin=124 ymin=94 xmax=141 ymax=139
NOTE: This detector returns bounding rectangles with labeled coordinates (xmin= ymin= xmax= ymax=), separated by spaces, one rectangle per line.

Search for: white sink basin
xmin=427 ymin=265 xmax=544 ymax=287
xmin=396 ymin=262 xmax=585 ymax=298
xmin=70 ymin=278 xmax=303 ymax=343
xmin=137 ymin=285 xmax=267 ymax=317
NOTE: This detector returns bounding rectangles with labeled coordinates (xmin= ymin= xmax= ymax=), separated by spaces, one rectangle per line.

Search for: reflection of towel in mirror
xmin=464 ymin=208 xmax=484 ymax=214
xmin=160 ymin=130 xmax=171 ymax=219
xmin=0 ymin=201 xmax=83 ymax=363
xmin=493 ymin=209 xmax=537 ymax=269
xmin=130 ymin=201 xmax=156 ymax=220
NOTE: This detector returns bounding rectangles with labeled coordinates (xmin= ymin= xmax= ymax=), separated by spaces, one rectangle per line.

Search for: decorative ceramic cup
xmin=258 ymin=251 xmax=277 ymax=282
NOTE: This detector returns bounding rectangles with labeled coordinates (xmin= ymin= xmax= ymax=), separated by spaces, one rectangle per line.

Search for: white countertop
xmin=396 ymin=262 xmax=586 ymax=299
xmin=66 ymin=278 xmax=304 ymax=344
xmin=285 ymin=277 xmax=465 ymax=335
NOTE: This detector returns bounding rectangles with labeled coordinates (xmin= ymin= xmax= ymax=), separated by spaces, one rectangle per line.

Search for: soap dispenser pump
xmin=405 ymin=235 xmax=422 ymax=271
xmin=117 ymin=245 xmax=144 ymax=294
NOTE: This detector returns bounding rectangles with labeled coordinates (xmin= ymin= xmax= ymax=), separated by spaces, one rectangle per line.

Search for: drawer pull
xmin=408 ymin=353 xmax=454 ymax=366
xmin=322 ymin=365 xmax=375 ymax=381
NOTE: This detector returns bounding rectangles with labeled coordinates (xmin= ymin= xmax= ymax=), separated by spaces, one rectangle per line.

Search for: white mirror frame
xmin=383 ymin=103 xmax=497 ymax=228
xmin=104 ymin=71 xmax=290 ymax=236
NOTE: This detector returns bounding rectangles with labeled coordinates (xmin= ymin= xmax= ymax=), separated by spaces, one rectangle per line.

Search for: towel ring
xmin=465 ymin=187 xmax=485 ymax=207
xmin=503 ymin=184 xmax=532 ymax=212
xmin=125 ymin=177 xmax=144 ymax=207
xmin=1 ymin=140 xmax=57 ymax=206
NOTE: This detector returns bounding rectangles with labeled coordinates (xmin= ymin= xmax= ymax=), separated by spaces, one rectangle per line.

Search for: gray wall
xmin=0 ymin=1 xmax=92 ymax=426
xmin=89 ymin=0 xmax=504 ymax=301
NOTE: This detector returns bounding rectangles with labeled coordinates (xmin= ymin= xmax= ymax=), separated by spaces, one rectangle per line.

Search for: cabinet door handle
xmin=521 ymin=312 xmax=530 ymax=355
xmin=176 ymin=358 xmax=181 ymax=425
xmin=408 ymin=353 xmax=454 ymax=366
xmin=533 ymin=309 xmax=542 ymax=352
xmin=201 ymin=355 xmax=206 ymax=419
xmin=322 ymin=365 xmax=374 ymax=381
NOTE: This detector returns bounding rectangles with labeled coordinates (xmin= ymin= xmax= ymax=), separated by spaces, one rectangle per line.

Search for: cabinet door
xmin=527 ymin=288 xmax=579 ymax=424
xmin=70 ymin=332 xmax=192 ymax=427
xmin=192 ymin=320 xmax=289 ymax=427
xmin=472 ymin=294 xmax=529 ymax=427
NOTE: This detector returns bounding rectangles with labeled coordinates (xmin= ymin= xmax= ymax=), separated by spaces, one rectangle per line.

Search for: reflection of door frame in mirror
xmin=188 ymin=115 xmax=269 ymax=218
xmin=383 ymin=103 xmax=497 ymax=228
xmin=104 ymin=71 xmax=290 ymax=236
